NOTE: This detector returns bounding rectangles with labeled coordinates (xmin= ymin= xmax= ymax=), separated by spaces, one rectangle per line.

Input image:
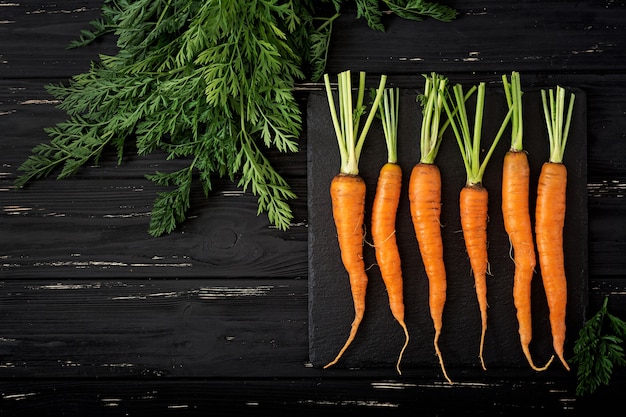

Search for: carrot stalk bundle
xmin=371 ymin=87 xmax=410 ymax=374
xmin=444 ymin=81 xmax=513 ymax=370
xmin=409 ymin=73 xmax=453 ymax=383
xmin=501 ymin=72 xmax=554 ymax=371
xmin=536 ymin=86 xmax=575 ymax=371
xmin=323 ymin=70 xmax=387 ymax=369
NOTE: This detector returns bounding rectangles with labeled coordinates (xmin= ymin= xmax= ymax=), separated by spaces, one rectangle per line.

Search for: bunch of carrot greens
xmin=14 ymin=0 xmax=457 ymax=236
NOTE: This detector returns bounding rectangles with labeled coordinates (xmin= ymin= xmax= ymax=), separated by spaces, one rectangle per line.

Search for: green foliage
xmin=384 ymin=0 xmax=457 ymax=22
xmin=15 ymin=0 xmax=457 ymax=236
xmin=571 ymin=296 xmax=626 ymax=396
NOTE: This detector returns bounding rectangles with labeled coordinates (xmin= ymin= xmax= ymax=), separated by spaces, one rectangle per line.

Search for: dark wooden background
xmin=1 ymin=1 xmax=625 ymax=415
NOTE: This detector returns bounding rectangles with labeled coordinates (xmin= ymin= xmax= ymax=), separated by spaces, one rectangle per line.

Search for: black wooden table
xmin=1 ymin=1 xmax=625 ymax=415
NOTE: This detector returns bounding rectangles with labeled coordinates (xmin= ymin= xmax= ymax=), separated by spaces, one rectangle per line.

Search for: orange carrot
xmin=371 ymin=87 xmax=409 ymax=374
xmin=459 ymin=184 xmax=490 ymax=370
xmin=536 ymin=86 xmax=576 ymax=371
xmin=408 ymin=73 xmax=453 ymax=383
xmin=444 ymin=81 xmax=512 ymax=370
xmin=322 ymin=70 xmax=387 ymax=369
xmin=501 ymin=72 xmax=553 ymax=371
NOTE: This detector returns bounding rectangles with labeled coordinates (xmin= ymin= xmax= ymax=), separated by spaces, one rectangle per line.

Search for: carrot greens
xmin=572 ymin=296 xmax=626 ymax=396
xmin=541 ymin=86 xmax=576 ymax=164
xmin=324 ymin=71 xmax=388 ymax=176
xmin=14 ymin=0 xmax=455 ymax=236
xmin=443 ymin=82 xmax=513 ymax=186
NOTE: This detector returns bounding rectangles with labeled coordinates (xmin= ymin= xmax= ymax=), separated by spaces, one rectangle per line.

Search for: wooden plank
xmin=0 ymin=178 xmax=308 ymax=278
xmin=0 ymin=373 xmax=624 ymax=416
xmin=3 ymin=1 xmax=626 ymax=79
xmin=326 ymin=1 xmax=626 ymax=75
xmin=0 ymin=277 xmax=623 ymax=378
xmin=0 ymin=279 xmax=310 ymax=377
xmin=0 ymin=1 xmax=117 ymax=79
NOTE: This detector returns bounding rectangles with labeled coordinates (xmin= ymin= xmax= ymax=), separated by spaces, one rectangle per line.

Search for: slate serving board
xmin=308 ymin=84 xmax=588 ymax=372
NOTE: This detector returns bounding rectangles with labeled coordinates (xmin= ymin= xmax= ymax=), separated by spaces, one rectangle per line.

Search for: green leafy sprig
xmin=571 ymin=296 xmax=626 ymax=396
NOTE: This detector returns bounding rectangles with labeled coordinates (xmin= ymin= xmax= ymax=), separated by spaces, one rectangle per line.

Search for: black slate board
xmin=308 ymin=85 xmax=588 ymax=372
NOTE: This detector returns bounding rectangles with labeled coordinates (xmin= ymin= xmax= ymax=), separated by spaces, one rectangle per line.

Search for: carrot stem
xmin=541 ymin=86 xmax=575 ymax=163
xmin=324 ymin=71 xmax=387 ymax=175
xmin=378 ymin=87 xmax=400 ymax=164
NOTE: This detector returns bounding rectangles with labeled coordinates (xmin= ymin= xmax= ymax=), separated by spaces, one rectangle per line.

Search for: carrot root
xmin=324 ymin=173 xmax=368 ymax=369
xmin=502 ymin=150 xmax=554 ymax=371
xmin=459 ymin=184 xmax=489 ymax=371
xmin=371 ymin=163 xmax=410 ymax=374
xmin=408 ymin=163 xmax=452 ymax=382
xmin=535 ymin=162 xmax=570 ymax=371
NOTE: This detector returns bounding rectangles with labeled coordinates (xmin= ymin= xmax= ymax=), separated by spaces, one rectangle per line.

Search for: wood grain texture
xmin=0 ymin=279 xmax=309 ymax=377
xmin=0 ymin=0 xmax=625 ymax=414
xmin=326 ymin=1 xmax=626 ymax=74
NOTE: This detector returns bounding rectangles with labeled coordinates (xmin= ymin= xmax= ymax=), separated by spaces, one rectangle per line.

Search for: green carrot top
xmin=541 ymin=85 xmax=575 ymax=164
xmin=324 ymin=70 xmax=388 ymax=175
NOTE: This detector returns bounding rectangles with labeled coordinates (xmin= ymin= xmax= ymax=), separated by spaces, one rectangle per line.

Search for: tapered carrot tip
xmin=434 ymin=329 xmax=453 ymax=384
xmin=522 ymin=346 xmax=554 ymax=371
xmin=479 ymin=326 xmax=487 ymax=371
xmin=323 ymin=313 xmax=364 ymax=369
xmin=556 ymin=351 xmax=570 ymax=371
xmin=395 ymin=321 xmax=410 ymax=375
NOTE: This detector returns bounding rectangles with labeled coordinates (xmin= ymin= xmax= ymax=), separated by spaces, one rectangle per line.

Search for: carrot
xmin=536 ymin=85 xmax=576 ymax=371
xmin=408 ymin=73 xmax=453 ymax=383
xmin=444 ymin=81 xmax=513 ymax=370
xmin=371 ymin=87 xmax=410 ymax=374
xmin=501 ymin=72 xmax=554 ymax=371
xmin=322 ymin=70 xmax=387 ymax=369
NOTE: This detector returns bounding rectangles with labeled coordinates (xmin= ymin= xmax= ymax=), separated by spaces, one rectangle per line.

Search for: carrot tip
xmin=522 ymin=346 xmax=554 ymax=371
xmin=323 ymin=315 xmax=363 ymax=370
xmin=479 ymin=324 xmax=487 ymax=371
xmin=557 ymin=354 xmax=570 ymax=371
xmin=434 ymin=330 xmax=453 ymax=384
xmin=395 ymin=321 xmax=410 ymax=375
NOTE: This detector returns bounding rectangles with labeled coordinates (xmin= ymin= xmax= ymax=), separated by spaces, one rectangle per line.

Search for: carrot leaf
xmin=571 ymin=296 xmax=626 ymax=396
